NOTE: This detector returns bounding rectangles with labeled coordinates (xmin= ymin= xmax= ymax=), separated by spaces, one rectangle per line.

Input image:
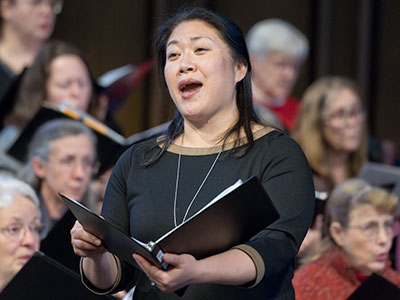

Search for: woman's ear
xmin=234 ymin=59 xmax=248 ymax=83
xmin=32 ymin=156 xmax=46 ymax=179
xmin=330 ymin=221 xmax=345 ymax=247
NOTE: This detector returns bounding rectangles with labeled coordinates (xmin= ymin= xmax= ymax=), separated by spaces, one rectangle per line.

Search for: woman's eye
xmin=9 ymin=226 xmax=21 ymax=234
xmin=195 ymin=47 xmax=208 ymax=53
xmin=56 ymin=82 xmax=69 ymax=89
xmin=167 ymin=53 xmax=178 ymax=60
xmin=362 ymin=222 xmax=379 ymax=234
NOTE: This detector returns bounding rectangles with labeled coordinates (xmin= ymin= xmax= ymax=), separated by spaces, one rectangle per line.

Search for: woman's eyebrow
xmin=167 ymin=35 xmax=213 ymax=47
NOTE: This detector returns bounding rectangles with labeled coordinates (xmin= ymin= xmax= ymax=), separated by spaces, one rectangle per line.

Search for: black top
xmin=98 ymin=128 xmax=314 ymax=300
xmin=0 ymin=63 xmax=17 ymax=129
xmin=0 ymin=62 xmax=15 ymax=105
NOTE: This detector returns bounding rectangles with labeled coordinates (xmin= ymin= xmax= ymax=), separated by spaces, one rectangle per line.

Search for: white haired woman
xmin=246 ymin=18 xmax=309 ymax=131
xmin=0 ymin=175 xmax=42 ymax=292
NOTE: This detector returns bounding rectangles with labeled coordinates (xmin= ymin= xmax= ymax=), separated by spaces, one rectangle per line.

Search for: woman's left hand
xmin=133 ymin=252 xmax=200 ymax=293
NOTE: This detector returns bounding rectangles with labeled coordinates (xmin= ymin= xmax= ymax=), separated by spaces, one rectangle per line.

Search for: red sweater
xmin=253 ymin=96 xmax=299 ymax=132
xmin=293 ymin=247 xmax=400 ymax=300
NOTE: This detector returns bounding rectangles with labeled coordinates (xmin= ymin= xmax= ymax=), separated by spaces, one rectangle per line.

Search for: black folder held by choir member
xmin=40 ymin=210 xmax=80 ymax=274
xmin=61 ymin=176 xmax=280 ymax=270
xmin=7 ymin=101 xmax=170 ymax=175
xmin=0 ymin=251 xmax=116 ymax=300
xmin=346 ymin=273 xmax=400 ymax=300
xmin=358 ymin=162 xmax=400 ymax=200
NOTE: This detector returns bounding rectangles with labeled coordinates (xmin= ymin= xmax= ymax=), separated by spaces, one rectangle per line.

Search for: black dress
xmin=85 ymin=128 xmax=315 ymax=300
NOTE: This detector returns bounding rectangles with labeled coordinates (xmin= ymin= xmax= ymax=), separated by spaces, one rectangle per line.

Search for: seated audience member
xmin=0 ymin=175 xmax=41 ymax=292
xmin=246 ymin=18 xmax=309 ymax=131
xmin=0 ymin=0 xmax=62 ymax=102
xmin=18 ymin=119 xmax=97 ymax=238
xmin=293 ymin=179 xmax=400 ymax=299
xmin=0 ymin=40 xmax=110 ymax=150
xmin=293 ymin=76 xmax=367 ymax=194
xmin=293 ymin=76 xmax=368 ymax=258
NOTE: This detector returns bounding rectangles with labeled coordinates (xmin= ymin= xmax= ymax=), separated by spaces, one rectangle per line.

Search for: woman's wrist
xmin=81 ymin=252 xmax=119 ymax=290
xmin=193 ymin=249 xmax=257 ymax=286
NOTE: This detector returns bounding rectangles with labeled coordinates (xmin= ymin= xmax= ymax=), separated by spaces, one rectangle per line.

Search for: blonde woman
xmin=293 ymin=76 xmax=368 ymax=258
xmin=293 ymin=76 xmax=368 ymax=193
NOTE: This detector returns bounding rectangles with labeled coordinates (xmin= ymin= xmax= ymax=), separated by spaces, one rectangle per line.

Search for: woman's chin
xmin=363 ymin=262 xmax=386 ymax=274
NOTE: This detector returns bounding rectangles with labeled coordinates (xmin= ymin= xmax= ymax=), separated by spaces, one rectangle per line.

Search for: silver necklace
xmin=173 ymin=148 xmax=222 ymax=227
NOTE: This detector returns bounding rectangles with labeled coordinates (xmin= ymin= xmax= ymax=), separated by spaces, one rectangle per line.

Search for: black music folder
xmin=0 ymin=251 xmax=116 ymax=300
xmin=358 ymin=162 xmax=400 ymax=199
xmin=40 ymin=210 xmax=80 ymax=274
xmin=7 ymin=101 xmax=169 ymax=175
xmin=61 ymin=176 xmax=280 ymax=270
xmin=346 ymin=273 xmax=400 ymax=300
xmin=312 ymin=190 xmax=329 ymax=227
xmin=97 ymin=59 xmax=153 ymax=112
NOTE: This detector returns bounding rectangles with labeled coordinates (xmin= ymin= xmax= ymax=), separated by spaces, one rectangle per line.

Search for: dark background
xmin=53 ymin=0 xmax=400 ymax=154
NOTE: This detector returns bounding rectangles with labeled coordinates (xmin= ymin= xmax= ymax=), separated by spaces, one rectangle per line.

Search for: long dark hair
xmin=144 ymin=7 xmax=259 ymax=166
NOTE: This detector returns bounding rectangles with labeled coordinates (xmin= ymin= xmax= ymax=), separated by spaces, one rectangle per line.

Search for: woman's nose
xmin=69 ymin=82 xmax=82 ymax=98
xmin=20 ymin=227 xmax=39 ymax=247
xmin=376 ymin=226 xmax=391 ymax=245
xmin=179 ymin=52 xmax=196 ymax=73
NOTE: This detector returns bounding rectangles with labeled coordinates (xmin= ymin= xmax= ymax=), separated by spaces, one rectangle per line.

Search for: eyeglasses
xmin=347 ymin=220 xmax=398 ymax=241
xmin=323 ymin=107 xmax=365 ymax=128
xmin=0 ymin=222 xmax=44 ymax=241
xmin=47 ymin=156 xmax=96 ymax=174
xmin=24 ymin=0 xmax=64 ymax=15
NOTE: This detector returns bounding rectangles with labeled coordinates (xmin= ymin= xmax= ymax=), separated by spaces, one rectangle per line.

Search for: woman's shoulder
xmin=293 ymin=250 xmax=350 ymax=299
xmin=254 ymin=126 xmax=299 ymax=146
xmin=252 ymin=126 xmax=308 ymax=161
xmin=295 ymin=248 xmax=347 ymax=283
xmin=382 ymin=265 xmax=400 ymax=286
xmin=295 ymin=253 xmax=331 ymax=280
xmin=114 ymin=136 xmax=160 ymax=168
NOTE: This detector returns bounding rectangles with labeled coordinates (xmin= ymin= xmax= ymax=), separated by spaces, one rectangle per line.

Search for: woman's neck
xmin=181 ymin=111 xmax=239 ymax=147
xmin=179 ymin=124 xmax=226 ymax=148
xmin=40 ymin=187 xmax=67 ymax=221
xmin=178 ymin=121 xmax=264 ymax=148
xmin=252 ymin=82 xmax=274 ymax=106
xmin=0 ymin=272 xmax=12 ymax=293
xmin=326 ymin=148 xmax=351 ymax=186
xmin=0 ymin=27 xmax=42 ymax=73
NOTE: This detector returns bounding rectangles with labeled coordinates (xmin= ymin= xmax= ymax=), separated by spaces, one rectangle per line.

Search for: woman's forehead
xmin=349 ymin=203 xmax=392 ymax=223
xmin=167 ymin=20 xmax=219 ymax=43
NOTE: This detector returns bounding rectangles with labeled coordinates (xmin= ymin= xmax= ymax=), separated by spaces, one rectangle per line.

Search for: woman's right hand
xmin=70 ymin=220 xmax=107 ymax=258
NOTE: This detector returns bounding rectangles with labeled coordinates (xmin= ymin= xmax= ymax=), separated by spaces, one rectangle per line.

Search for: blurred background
xmin=53 ymin=0 xmax=400 ymax=155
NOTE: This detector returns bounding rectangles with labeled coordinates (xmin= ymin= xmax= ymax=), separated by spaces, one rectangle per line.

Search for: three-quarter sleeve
xmin=245 ymin=134 xmax=315 ymax=285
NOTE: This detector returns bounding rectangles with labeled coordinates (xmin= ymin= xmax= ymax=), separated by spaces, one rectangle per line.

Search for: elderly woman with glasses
xmin=293 ymin=179 xmax=400 ymax=299
xmin=0 ymin=175 xmax=42 ymax=292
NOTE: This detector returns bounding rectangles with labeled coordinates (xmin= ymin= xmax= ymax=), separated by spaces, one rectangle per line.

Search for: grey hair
xmin=299 ymin=178 xmax=398 ymax=266
xmin=325 ymin=178 xmax=398 ymax=231
xmin=246 ymin=18 xmax=309 ymax=62
xmin=0 ymin=174 xmax=40 ymax=210
xmin=18 ymin=119 xmax=97 ymax=190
